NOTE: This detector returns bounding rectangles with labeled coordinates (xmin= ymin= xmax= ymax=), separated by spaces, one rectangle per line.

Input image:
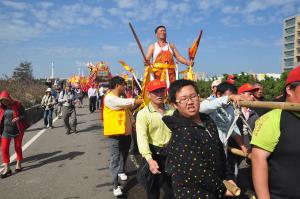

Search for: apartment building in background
xmin=283 ymin=15 xmax=300 ymax=71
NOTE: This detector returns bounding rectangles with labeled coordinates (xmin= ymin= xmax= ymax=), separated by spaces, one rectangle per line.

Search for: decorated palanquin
xmin=68 ymin=75 xmax=88 ymax=91
xmin=87 ymin=61 xmax=112 ymax=85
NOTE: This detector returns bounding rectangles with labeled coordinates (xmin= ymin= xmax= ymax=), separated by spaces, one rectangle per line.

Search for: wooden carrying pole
xmin=238 ymin=101 xmax=300 ymax=111
xmin=200 ymin=98 xmax=300 ymax=111
xmin=128 ymin=22 xmax=148 ymax=64
xmin=228 ymin=147 xmax=247 ymax=158
xmin=223 ymin=180 xmax=241 ymax=196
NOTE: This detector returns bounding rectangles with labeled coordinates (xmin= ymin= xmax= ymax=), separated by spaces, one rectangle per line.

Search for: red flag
xmin=188 ymin=30 xmax=203 ymax=61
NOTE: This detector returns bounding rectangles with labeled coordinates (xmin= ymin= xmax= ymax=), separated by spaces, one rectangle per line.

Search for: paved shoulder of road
xmin=0 ymin=100 xmax=146 ymax=199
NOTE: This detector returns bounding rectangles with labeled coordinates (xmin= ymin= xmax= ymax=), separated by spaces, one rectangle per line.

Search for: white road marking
xmin=0 ymin=117 xmax=59 ymax=172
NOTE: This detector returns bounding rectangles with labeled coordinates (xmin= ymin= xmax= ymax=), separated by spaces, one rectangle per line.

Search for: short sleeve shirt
xmin=251 ymin=109 xmax=282 ymax=152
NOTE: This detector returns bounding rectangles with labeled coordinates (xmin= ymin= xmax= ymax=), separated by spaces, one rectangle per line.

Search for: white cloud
xmin=171 ymin=2 xmax=190 ymax=14
xmin=101 ymin=45 xmax=121 ymax=52
xmin=31 ymin=9 xmax=48 ymax=22
xmin=222 ymin=5 xmax=241 ymax=14
xmin=197 ymin=0 xmax=222 ymax=11
xmin=1 ymin=1 xmax=29 ymax=10
xmin=0 ymin=20 xmax=43 ymax=43
xmin=220 ymin=16 xmax=240 ymax=27
xmin=0 ymin=2 xmax=111 ymax=43
xmin=115 ymin=0 xmax=139 ymax=9
xmin=155 ymin=0 xmax=168 ymax=11
xmin=38 ymin=2 xmax=54 ymax=9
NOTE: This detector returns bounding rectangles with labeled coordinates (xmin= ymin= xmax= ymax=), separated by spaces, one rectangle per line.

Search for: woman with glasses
xmin=162 ymin=79 xmax=236 ymax=199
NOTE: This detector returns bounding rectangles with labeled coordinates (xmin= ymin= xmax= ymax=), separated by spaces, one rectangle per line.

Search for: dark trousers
xmin=89 ymin=96 xmax=97 ymax=113
xmin=130 ymin=131 xmax=139 ymax=155
xmin=146 ymin=153 xmax=174 ymax=199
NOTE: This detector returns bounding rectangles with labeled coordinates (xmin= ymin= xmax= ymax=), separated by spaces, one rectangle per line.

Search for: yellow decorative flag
xmin=141 ymin=66 xmax=152 ymax=106
xmin=187 ymin=65 xmax=194 ymax=80
xmin=179 ymin=69 xmax=189 ymax=75
xmin=119 ymin=60 xmax=134 ymax=73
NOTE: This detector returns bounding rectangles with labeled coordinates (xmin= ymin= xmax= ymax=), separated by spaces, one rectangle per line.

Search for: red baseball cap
xmin=147 ymin=79 xmax=167 ymax=92
xmin=238 ymin=83 xmax=257 ymax=94
xmin=226 ymin=79 xmax=235 ymax=85
xmin=286 ymin=66 xmax=300 ymax=86
xmin=227 ymin=74 xmax=236 ymax=79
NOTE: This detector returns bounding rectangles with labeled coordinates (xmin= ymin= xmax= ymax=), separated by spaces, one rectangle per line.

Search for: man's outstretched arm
xmin=170 ymin=43 xmax=191 ymax=66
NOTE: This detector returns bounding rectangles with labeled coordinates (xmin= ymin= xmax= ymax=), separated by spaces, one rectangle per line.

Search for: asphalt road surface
xmin=0 ymin=100 xmax=147 ymax=199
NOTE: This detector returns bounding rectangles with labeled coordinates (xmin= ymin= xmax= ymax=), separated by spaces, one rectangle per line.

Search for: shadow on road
xmin=26 ymin=127 xmax=45 ymax=132
xmin=22 ymin=151 xmax=62 ymax=164
xmin=79 ymin=125 xmax=102 ymax=133
xmin=97 ymin=167 xmax=109 ymax=171
xmin=21 ymin=151 xmax=85 ymax=171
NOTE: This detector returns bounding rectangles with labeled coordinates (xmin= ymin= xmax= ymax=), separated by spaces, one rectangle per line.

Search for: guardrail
xmin=25 ymin=104 xmax=44 ymax=126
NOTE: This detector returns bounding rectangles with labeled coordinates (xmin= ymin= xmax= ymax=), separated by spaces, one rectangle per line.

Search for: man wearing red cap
xmin=228 ymin=83 xmax=260 ymax=198
xmin=136 ymin=79 xmax=174 ymax=199
xmin=251 ymin=66 xmax=300 ymax=199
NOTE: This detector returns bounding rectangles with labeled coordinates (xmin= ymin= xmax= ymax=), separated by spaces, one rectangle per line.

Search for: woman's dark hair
xmin=282 ymin=81 xmax=300 ymax=101
xmin=216 ymin=82 xmax=237 ymax=96
xmin=155 ymin=25 xmax=166 ymax=33
xmin=168 ymin=79 xmax=199 ymax=103
xmin=109 ymin=76 xmax=125 ymax=89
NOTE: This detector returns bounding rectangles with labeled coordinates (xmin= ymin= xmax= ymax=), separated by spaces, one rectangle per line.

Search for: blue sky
xmin=0 ymin=0 xmax=300 ymax=79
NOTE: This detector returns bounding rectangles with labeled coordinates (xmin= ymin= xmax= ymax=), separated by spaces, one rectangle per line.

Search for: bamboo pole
xmin=238 ymin=101 xmax=300 ymax=111
xmin=200 ymin=98 xmax=300 ymax=111
xmin=223 ymin=180 xmax=241 ymax=196
xmin=228 ymin=147 xmax=247 ymax=158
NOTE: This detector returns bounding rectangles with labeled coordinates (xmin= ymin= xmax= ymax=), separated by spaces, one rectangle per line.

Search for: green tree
xmin=196 ymin=80 xmax=212 ymax=98
xmin=12 ymin=61 xmax=33 ymax=81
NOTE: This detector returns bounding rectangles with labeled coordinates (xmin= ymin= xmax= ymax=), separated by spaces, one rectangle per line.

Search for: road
xmin=0 ymin=101 xmax=147 ymax=199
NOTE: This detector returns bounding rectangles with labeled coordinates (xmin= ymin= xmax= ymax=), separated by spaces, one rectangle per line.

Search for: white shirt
xmin=88 ymin=88 xmax=98 ymax=98
xmin=104 ymin=93 xmax=135 ymax=110
xmin=153 ymin=42 xmax=173 ymax=62
xmin=99 ymin=87 xmax=104 ymax=96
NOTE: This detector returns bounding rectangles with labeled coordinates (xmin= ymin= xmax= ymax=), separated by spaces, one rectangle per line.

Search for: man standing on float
xmin=145 ymin=25 xmax=192 ymax=83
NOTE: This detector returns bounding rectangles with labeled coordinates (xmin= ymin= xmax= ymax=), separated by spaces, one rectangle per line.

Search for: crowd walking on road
xmin=1 ymin=29 xmax=300 ymax=198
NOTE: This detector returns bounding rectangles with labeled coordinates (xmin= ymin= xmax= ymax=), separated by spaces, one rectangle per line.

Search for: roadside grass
xmin=0 ymin=79 xmax=47 ymax=108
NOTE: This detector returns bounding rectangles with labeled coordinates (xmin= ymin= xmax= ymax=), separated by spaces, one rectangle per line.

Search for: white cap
xmin=46 ymin=88 xmax=52 ymax=93
xmin=211 ymin=80 xmax=222 ymax=88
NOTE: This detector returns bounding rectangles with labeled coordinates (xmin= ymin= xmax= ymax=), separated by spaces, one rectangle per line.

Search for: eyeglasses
xmin=176 ymin=93 xmax=199 ymax=104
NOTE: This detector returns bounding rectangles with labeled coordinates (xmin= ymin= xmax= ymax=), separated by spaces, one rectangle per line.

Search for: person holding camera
xmin=41 ymin=88 xmax=56 ymax=129
xmin=58 ymin=83 xmax=77 ymax=134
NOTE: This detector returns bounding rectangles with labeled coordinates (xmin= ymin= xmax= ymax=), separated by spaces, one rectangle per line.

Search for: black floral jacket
xmin=163 ymin=110 xmax=234 ymax=198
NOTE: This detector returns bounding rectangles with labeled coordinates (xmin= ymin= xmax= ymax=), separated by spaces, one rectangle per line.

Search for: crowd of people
xmin=0 ymin=24 xmax=300 ymax=199
xmin=101 ymin=66 xmax=300 ymax=199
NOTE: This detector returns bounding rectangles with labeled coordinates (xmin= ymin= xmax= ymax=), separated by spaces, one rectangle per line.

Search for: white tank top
xmin=153 ymin=42 xmax=173 ymax=62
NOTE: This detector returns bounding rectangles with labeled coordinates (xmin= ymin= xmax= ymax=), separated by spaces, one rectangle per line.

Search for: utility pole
xmin=51 ymin=61 xmax=54 ymax=79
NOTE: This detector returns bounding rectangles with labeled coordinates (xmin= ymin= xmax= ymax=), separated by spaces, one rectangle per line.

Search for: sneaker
xmin=113 ymin=186 xmax=123 ymax=197
xmin=118 ymin=173 xmax=127 ymax=181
